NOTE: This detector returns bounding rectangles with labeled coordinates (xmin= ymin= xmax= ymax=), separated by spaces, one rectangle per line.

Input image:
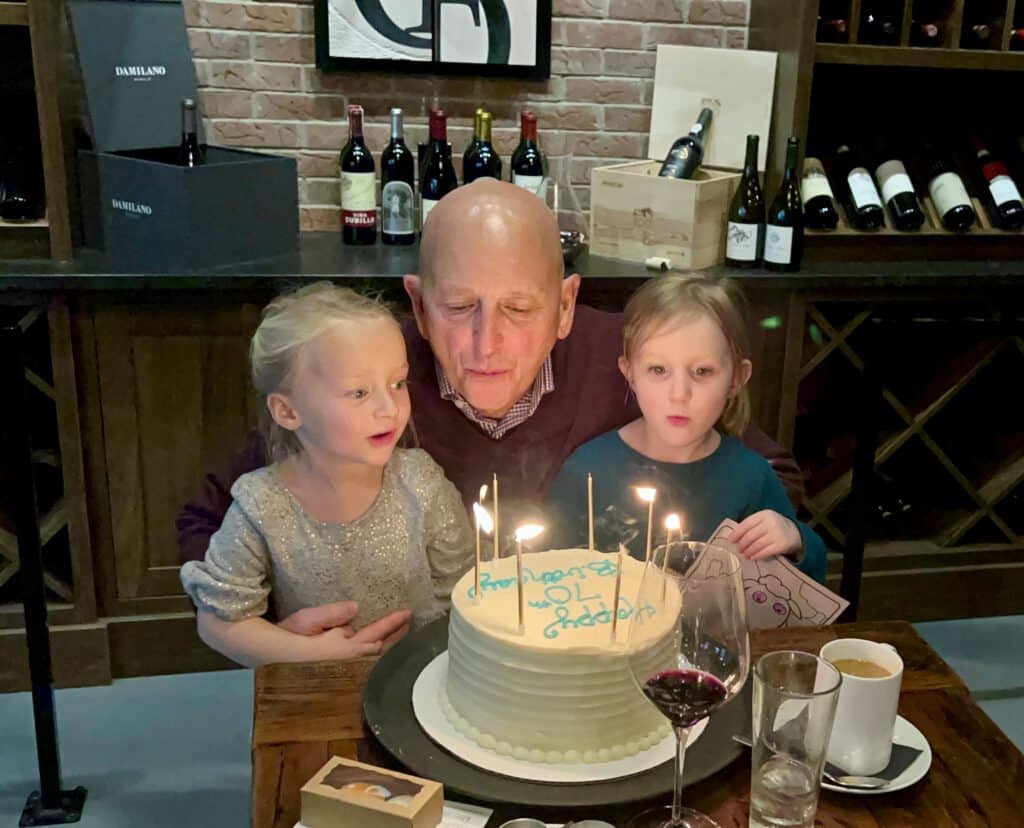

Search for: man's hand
xmin=730 ymin=510 xmax=802 ymax=561
xmin=314 ymin=609 xmax=413 ymax=660
xmin=277 ymin=600 xmax=361 ymax=637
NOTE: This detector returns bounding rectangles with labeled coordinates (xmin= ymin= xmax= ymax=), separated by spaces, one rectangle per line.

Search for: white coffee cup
xmin=819 ymin=638 xmax=903 ymax=775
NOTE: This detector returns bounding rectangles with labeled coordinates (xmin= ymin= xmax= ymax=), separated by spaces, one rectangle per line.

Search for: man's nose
xmin=473 ymin=306 xmax=503 ymax=357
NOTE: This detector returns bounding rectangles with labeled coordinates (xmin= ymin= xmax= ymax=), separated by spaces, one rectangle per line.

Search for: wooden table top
xmin=251 ymin=620 xmax=1024 ymax=828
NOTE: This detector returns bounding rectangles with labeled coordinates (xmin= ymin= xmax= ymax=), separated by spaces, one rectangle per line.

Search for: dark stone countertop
xmin=0 ymin=233 xmax=1022 ymax=296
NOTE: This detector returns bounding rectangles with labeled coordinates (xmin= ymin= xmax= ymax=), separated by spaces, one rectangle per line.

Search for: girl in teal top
xmin=547 ymin=276 xmax=826 ymax=583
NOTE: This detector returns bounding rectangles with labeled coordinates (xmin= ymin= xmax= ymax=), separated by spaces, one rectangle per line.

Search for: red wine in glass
xmin=643 ymin=669 xmax=730 ymax=729
xmin=626 ymin=541 xmax=749 ymax=828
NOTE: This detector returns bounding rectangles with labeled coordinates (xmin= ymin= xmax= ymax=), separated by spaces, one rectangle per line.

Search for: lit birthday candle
xmin=635 ymin=486 xmax=657 ymax=563
xmin=513 ymin=523 xmax=544 ymax=633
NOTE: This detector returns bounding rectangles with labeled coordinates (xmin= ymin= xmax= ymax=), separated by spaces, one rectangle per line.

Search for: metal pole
xmin=0 ymin=320 xmax=86 ymax=825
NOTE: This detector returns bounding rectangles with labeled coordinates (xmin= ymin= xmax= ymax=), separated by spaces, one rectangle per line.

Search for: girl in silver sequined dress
xmin=180 ymin=282 xmax=473 ymax=667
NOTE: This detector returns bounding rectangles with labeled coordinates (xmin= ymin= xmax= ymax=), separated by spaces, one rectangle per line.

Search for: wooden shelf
xmin=0 ymin=214 xmax=48 ymax=230
xmin=816 ymin=43 xmax=1024 ymax=71
xmin=0 ymin=2 xmax=29 ymax=26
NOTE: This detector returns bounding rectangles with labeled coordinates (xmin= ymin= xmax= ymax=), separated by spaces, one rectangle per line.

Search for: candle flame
xmin=664 ymin=513 xmax=681 ymax=532
xmin=635 ymin=486 xmax=657 ymax=504
xmin=514 ymin=523 xmax=545 ymax=543
xmin=479 ymin=484 xmax=488 ymax=502
xmin=473 ymin=502 xmax=494 ymax=534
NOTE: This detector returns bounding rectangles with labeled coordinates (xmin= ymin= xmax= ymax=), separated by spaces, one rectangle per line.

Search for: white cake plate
xmin=411 ymin=651 xmax=709 ymax=783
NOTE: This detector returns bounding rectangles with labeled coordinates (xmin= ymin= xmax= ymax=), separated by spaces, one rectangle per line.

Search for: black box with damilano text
xmin=70 ymin=0 xmax=299 ymax=269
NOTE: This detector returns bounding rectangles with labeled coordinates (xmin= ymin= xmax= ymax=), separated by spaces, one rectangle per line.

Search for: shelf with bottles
xmin=813 ymin=0 xmax=1024 ymax=67
xmin=791 ymin=299 xmax=1024 ymax=554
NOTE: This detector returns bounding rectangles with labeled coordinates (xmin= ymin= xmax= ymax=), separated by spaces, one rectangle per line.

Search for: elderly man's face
xmin=406 ymin=231 xmax=579 ymax=419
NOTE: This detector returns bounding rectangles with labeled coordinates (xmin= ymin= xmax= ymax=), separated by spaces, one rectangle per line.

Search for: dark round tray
xmin=363 ymin=615 xmax=748 ymax=808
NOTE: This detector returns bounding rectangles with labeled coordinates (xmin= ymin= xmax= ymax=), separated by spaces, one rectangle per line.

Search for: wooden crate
xmin=590 ymin=161 xmax=739 ymax=269
xmin=588 ymin=44 xmax=778 ymax=271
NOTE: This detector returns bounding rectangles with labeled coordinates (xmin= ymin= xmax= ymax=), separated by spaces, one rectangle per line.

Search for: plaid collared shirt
xmin=435 ymin=357 xmax=555 ymax=440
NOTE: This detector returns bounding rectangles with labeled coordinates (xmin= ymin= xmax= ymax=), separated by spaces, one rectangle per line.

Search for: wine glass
xmin=625 ymin=541 xmax=750 ymax=828
xmin=536 ymin=155 xmax=588 ymax=267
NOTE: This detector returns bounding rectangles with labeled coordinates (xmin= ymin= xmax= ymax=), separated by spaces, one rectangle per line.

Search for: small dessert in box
xmin=300 ymin=757 xmax=443 ymax=828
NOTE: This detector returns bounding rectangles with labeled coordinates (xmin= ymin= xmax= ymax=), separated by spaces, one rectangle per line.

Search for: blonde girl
xmin=547 ymin=275 xmax=826 ymax=582
xmin=181 ymin=282 xmax=473 ymax=666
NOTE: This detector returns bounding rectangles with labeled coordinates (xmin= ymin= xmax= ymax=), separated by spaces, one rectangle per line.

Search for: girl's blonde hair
xmin=250 ymin=281 xmax=399 ymax=460
xmin=622 ymin=275 xmax=751 ymax=437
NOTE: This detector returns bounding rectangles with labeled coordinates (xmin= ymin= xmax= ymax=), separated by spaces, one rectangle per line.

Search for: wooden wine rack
xmin=750 ymin=0 xmax=1024 ymax=261
xmin=0 ymin=0 xmax=73 ymax=260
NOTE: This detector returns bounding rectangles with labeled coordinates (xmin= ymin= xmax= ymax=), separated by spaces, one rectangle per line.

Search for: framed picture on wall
xmin=314 ymin=0 xmax=552 ymax=78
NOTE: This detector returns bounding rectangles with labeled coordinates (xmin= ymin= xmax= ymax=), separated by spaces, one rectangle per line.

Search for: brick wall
xmin=184 ymin=0 xmax=750 ymax=231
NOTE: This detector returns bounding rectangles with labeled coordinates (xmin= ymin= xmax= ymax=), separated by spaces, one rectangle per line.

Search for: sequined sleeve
xmin=179 ymin=498 xmax=272 ymax=622
xmin=415 ymin=453 xmax=474 ymax=613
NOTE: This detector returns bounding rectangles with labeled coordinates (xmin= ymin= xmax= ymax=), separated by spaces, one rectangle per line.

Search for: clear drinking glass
xmin=749 ymin=651 xmax=843 ymax=828
xmin=536 ymin=155 xmax=588 ymax=267
xmin=626 ymin=542 xmax=750 ymax=828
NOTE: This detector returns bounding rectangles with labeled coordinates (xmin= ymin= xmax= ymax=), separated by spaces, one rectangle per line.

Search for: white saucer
xmin=821 ymin=714 xmax=932 ymax=795
xmin=411 ymin=651 xmax=709 ymax=783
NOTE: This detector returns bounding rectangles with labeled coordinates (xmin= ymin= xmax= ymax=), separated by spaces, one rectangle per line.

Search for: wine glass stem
xmin=672 ymin=725 xmax=691 ymax=825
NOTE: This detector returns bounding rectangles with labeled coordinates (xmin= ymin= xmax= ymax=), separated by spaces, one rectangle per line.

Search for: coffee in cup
xmin=818 ymin=638 xmax=903 ymax=775
xmin=829 ymin=658 xmax=893 ymax=679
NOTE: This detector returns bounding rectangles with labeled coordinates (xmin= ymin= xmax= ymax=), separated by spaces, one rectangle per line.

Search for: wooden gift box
xmin=300 ymin=756 xmax=443 ymax=828
xmin=589 ymin=45 xmax=778 ymax=270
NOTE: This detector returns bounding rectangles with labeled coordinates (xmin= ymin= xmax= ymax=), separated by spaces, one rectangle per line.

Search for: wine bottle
xmin=658 ymin=108 xmax=713 ymax=179
xmin=962 ymin=22 xmax=994 ymax=48
xmin=860 ymin=4 xmax=900 ymax=44
xmin=817 ymin=16 xmax=849 ymax=42
xmin=972 ymin=136 xmax=1024 ymax=230
xmin=463 ymin=108 xmax=484 ymax=179
xmin=381 ymin=107 xmax=415 ymax=246
xmin=340 ymin=104 xmax=376 ymax=245
xmin=725 ymin=134 xmax=765 ymax=267
xmin=420 ymin=108 xmax=458 ymax=230
xmin=177 ymin=97 xmax=204 ymax=167
xmin=910 ymin=20 xmax=942 ymax=46
xmin=801 ymin=157 xmax=840 ymax=230
xmin=464 ymin=111 xmax=502 ymax=184
xmin=512 ymin=112 xmax=544 ymax=193
xmin=509 ymin=110 xmax=530 ymax=177
xmin=924 ymin=147 xmax=976 ymax=231
xmin=873 ymin=145 xmax=925 ymax=230
xmin=764 ymin=137 xmax=804 ymax=273
xmin=834 ymin=144 xmax=885 ymax=230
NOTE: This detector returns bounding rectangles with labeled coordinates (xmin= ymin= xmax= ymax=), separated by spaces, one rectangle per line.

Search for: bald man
xmin=177 ymin=181 xmax=802 ymax=619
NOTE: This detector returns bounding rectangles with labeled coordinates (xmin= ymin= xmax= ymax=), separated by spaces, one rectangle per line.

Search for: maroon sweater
xmin=177 ymin=306 xmax=803 ymax=563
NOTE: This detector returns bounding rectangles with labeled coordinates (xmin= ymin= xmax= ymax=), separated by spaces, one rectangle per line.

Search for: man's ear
xmin=556 ymin=273 xmax=581 ymax=340
xmin=403 ymin=274 xmax=429 ymax=339
xmin=617 ymin=354 xmax=633 ymax=388
xmin=267 ymin=392 xmax=301 ymax=433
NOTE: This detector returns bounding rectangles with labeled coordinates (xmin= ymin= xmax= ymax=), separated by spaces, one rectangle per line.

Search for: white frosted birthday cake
xmin=443 ymin=549 xmax=681 ymax=764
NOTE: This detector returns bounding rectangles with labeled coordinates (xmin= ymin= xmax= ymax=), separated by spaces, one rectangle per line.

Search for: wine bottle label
xmin=763 ymin=224 xmax=794 ymax=264
xmin=421 ymin=195 xmax=441 ymax=228
xmin=726 ymin=222 xmax=761 ymax=261
xmin=848 ymin=168 xmax=883 ymax=209
xmin=513 ymin=173 xmax=544 ymax=194
xmin=341 ymin=171 xmax=376 ymax=228
xmin=989 ymin=175 xmax=1022 ymax=207
xmin=381 ymin=180 xmax=414 ymax=235
xmin=876 ymin=161 xmax=914 ymax=204
xmin=801 ymin=175 xmax=835 ymax=203
xmin=929 ymin=171 xmax=971 ymax=215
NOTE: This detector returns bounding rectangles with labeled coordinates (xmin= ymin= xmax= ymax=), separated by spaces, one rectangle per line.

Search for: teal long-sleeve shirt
xmin=545 ymin=431 xmax=827 ymax=584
